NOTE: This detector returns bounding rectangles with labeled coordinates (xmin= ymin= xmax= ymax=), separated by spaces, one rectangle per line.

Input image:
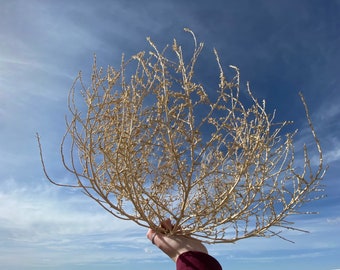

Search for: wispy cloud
xmin=0 ymin=178 xmax=155 ymax=268
xmin=3 ymin=176 xmax=336 ymax=268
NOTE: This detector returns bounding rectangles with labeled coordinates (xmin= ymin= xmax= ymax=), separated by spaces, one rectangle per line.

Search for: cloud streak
xmin=0 ymin=178 xmax=153 ymax=268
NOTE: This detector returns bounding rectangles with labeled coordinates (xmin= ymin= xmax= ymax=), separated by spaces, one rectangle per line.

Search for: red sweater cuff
xmin=176 ymin=251 xmax=222 ymax=270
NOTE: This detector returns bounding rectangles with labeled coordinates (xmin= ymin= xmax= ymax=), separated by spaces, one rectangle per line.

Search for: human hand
xmin=146 ymin=219 xmax=208 ymax=262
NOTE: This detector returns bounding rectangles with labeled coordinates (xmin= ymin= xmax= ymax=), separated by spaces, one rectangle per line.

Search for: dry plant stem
xmin=37 ymin=29 xmax=327 ymax=244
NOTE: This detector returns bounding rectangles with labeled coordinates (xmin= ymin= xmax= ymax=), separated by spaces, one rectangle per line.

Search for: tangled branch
xmin=37 ymin=29 xmax=327 ymax=243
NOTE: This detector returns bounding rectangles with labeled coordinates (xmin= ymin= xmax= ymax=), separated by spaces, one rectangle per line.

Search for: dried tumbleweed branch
xmin=37 ymin=29 xmax=327 ymax=243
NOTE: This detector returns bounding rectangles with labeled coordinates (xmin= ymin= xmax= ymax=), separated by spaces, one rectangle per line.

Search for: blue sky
xmin=0 ymin=0 xmax=339 ymax=269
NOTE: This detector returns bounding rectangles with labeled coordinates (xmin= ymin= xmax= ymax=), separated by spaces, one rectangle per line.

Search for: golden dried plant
xmin=37 ymin=29 xmax=326 ymax=243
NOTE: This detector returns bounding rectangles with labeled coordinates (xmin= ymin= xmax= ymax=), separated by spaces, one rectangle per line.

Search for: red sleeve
xmin=176 ymin=251 xmax=222 ymax=270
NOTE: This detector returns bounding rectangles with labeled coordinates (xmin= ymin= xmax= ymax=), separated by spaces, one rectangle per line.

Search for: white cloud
xmin=0 ymin=178 xmax=156 ymax=268
xmin=327 ymin=217 xmax=340 ymax=225
xmin=324 ymin=147 xmax=340 ymax=164
xmin=4 ymin=176 xmax=336 ymax=268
